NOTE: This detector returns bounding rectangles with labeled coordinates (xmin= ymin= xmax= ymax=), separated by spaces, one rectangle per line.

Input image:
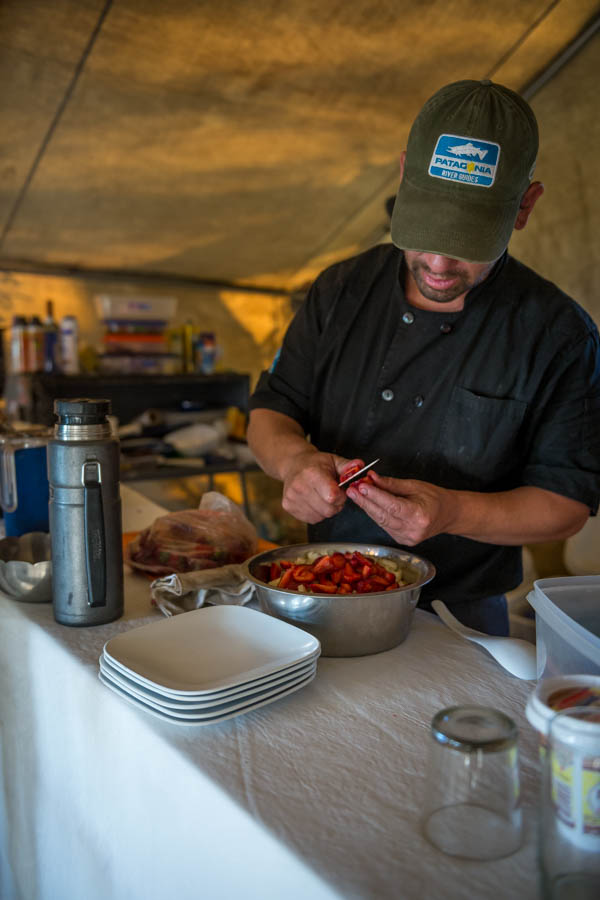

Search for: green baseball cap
xmin=390 ymin=79 xmax=539 ymax=262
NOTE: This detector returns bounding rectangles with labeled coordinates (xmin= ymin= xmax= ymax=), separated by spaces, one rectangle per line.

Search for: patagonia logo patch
xmin=428 ymin=134 xmax=500 ymax=187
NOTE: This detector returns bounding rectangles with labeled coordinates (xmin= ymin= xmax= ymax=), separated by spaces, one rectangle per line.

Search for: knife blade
xmin=338 ymin=458 xmax=380 ymax=488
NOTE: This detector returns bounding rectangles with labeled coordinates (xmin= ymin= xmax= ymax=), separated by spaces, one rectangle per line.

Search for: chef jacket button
xmin=381 ymin=389 xmax=394 ymax=401
xmin=402 ymin=311 xmax=415 ymax=324
xmin=440 ymin=323 xmax=452 ymax=334
xmin=413 ymin=395 xmax=424 ymax=408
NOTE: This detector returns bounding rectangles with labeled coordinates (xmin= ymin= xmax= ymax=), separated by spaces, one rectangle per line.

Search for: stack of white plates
xmin=99 ymin=605 xmax=320 ymax=725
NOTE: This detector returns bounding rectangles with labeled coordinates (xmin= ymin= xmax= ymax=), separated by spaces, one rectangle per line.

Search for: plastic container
xmin=527 ymin=577 xmax=600 ymax=679
xmin=59 ymin=315 xmax=79 ymax=374
xmin=195 ymin=331 xmax=217 ymax=374
xmin=25 ymin=316 xmax=44 ymax=372
xmin=94 ymin=295 xmax=177 ymax=322
xmin=42 ymin=300 xmax=59 ymax=373
xmin=526 ymin=675 xmax=600 ymax=753
xmin=9 ymin=315 xmax=28 ymax=374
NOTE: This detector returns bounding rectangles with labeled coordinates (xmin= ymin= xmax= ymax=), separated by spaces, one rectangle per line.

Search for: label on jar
xmin=509 ymin=745 xmax=521 ymax=803
xmin=583 ymin=762 xmax=600 ymax=835
xmin=552 ymin=748 xmax=576 ymax=828
xmin=551 ymin=741 xmax=600 ymax=847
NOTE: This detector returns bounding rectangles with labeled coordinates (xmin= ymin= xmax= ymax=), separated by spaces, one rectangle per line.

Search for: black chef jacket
xmin=250 ymin=244 xmax=600 ymax=607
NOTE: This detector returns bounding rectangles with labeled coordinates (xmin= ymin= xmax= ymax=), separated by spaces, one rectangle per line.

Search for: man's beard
xmin=406 ymin=259 xmax=475 ymax=303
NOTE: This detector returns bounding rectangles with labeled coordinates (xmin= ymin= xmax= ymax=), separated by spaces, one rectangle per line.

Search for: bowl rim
xmin=242 ymin=541 xmax=436 ymax=598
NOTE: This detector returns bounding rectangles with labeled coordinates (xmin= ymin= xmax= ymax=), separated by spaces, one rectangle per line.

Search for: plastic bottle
xmin=25 ymin=316 xmax=44 ymax=372
xmin=59 ymin=315 xmax=79 ymax=374
xmin=182 ymin=321 xmax=195 ymax=374
xmin=196 ymin=331 xmax=217 ymax=374
xmin=8 ymin=315 xmax=28 ymax=374
xmin=42 ymin=299 xmax=59 ymax=373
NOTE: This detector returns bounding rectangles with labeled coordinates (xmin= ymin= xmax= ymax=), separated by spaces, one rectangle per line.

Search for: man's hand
xmin=281 ymin=451 xmax=364 ymax=524
xmin=346 ymin=472 xmax=590 ymax=546
xmin=346 ymin=472 xmax=454 ymax=545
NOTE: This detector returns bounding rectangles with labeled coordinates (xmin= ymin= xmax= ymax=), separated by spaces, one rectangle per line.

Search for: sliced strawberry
xmin=343 ymin=562 xmax=361 ymax=582
xmin=313 ymin=555 xmax=334 ymax=575
xmin=368 ymin=575 xmax=390 ymax=589
xmin=292 ymin=565 xmax=314 ymax=582
xmin=310 ymin=582 xmax=338 ymax=594
xmin=278 ymin=568 xmax=295 ymax=589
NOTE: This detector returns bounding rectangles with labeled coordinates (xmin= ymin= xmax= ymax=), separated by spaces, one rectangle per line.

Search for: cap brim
xmin=390 ymin=175 xmax=519 ymax=263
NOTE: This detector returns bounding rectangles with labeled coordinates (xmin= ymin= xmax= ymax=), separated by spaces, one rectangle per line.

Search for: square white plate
xmin=98 ymin=668 xmax=316 ymax=726
xmin=99 ymin=654 xmax=317 ymax=709
xmin=102 ymin=605 xmax=320 ymax=694
xmin=101 ymin=644 xmax=320 ymax=699
xmin=99 ymin=663 xmax=316 ymax=718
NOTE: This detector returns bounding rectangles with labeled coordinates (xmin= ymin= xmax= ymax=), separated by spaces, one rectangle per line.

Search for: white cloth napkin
xmin=151 ymin=564 xmax=255 ymax=616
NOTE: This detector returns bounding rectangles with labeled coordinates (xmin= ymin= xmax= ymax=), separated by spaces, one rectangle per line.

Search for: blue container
xmin=0 ymin=439 xmax=50 ymax=536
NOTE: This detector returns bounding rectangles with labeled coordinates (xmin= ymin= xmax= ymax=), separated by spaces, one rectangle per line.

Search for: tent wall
xmin=1 ymin=28 xmax=598 ymax=392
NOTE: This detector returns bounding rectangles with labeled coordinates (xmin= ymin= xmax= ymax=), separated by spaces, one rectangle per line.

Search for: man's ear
xmin=514 ymin=181 xmax=544 ymax=231
xmin=398 ymin=150 xmax=406 ymax=183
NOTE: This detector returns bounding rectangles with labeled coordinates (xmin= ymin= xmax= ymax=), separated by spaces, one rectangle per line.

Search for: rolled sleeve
xmin=522 ymin=334 xmax=600 ymax=514
xmin=249 ymin=277 xmax=326 ymax=433
xmin=249 ymin=369 xmax=311 ymax=431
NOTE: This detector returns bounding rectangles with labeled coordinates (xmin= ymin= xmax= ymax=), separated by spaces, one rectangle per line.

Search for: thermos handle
xmin=83 ymin=461 xmax=107 ymax=608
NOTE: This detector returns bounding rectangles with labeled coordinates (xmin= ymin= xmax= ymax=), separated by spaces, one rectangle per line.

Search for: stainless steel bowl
xmin=0 ymin=531 xmax=52 ymax=603
xmin=242 ymin=542 xmax=435 ymax=657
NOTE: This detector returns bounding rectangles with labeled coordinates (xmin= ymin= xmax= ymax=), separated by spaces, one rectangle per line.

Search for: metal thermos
xmin=48 ymin=398 xmax=124 ymax=626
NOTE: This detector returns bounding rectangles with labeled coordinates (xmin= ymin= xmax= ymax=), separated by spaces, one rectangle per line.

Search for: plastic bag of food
xmin=125 ymin=491 xmax=258 ymax=576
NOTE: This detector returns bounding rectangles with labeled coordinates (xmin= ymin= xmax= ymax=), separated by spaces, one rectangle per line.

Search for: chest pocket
xmin=439 ymin=386 xmax=528 ymax=487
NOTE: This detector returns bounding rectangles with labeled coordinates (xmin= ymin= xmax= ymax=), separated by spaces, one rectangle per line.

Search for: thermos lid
xmin=54 ymin=398 xmax=111 ymax=425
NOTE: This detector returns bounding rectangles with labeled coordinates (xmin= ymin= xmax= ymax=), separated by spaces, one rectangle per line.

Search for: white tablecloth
xmin=0 ymin=490 xmax=541 ymax=900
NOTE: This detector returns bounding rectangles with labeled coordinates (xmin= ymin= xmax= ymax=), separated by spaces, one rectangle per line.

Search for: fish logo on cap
xmin=448 ymin=141 xmax=488 ymax=160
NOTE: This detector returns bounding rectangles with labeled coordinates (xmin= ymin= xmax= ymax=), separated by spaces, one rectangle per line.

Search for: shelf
xmin=24 ymin=371 xmax=251 ymax=425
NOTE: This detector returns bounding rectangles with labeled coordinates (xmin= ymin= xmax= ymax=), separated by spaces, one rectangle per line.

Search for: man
xmin=246 ymin=79 xmax=600 ymax=635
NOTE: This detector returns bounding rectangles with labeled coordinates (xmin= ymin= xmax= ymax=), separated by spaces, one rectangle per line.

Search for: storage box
xmin=527 ymin=577 xmax=600 ymax=679
xmin=94 ymin=295 xmax=177 ymax=322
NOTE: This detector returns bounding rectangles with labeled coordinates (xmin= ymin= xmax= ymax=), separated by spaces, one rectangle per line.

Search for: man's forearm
xmin=349 ymin=474 xmax=590 ymax=548
xmin=248 ymin=408 xmax=354 ymax=524
xmin=447 ymin=485 xmax=589 ymax=545
xmin=246 ymin=408 xmax=315 ymax=482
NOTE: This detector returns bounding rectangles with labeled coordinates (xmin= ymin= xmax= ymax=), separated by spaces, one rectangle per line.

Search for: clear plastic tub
xmin=527 ymin=577 xmax=600 ymax=679
xmin=94 ymin=295 xmax=177 ymax=322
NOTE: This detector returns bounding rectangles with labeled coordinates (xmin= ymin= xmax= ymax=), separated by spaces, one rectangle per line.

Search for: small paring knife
xmin=338 ymin=458 xmax=380 ymax=488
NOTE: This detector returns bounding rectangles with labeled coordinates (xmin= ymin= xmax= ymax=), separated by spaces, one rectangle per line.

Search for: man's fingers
xmin=302 ymin=470 xmax=346 ymax=510
xmin=367 ymin=471 xmax=418 ymax=495
xmin=282 ymin=492 xmax=332 ymax=524
xmin=283 ymin=472 xmax=346 ymax=523
xmin=347 ymin=481 xmax=407 ymax=525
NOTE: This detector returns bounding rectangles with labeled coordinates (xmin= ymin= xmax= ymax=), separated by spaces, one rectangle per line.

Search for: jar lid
xmin=54 ymin=398 xmax=111 ymax=425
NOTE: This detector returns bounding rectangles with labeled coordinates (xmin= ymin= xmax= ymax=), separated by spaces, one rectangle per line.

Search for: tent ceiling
xmin=0 ymin=0 xmax=597 ymax=293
